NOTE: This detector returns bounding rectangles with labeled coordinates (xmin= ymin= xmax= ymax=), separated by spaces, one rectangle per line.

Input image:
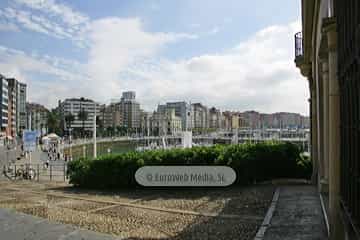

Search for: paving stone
xmin=263 ymin=185 xmax=328 ymax=240
xmin=0 ymin=208 xmax=121 ymax=240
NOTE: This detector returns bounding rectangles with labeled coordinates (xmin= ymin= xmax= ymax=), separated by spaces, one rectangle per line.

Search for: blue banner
xmin=23 ymin=130 xmax=37 ymax=152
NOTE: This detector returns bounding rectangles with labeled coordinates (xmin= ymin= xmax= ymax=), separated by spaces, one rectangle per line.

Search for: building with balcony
xmin=221 ymin=111 xmax=241 ymax=130
xmin=191 ymin=103 xmax=209 ymax=131
xmin=7 ymin=78 xmax=27 ymax=136
xmin=58 ymin=97 xmax=100 ymax=135
xmin=99 ymin=103 xmax=122 ymax=129
xmin=239 ymin=111 xmax=261 ymax=129
xmin=140 ymin=111 xmax=152 ymax=136
xmin=209 ymin=107 xmax=221 ymax=129
xmin=295 ymin=0 xmax=359 ymax=239
xmin=150 ymin=108 xmax=182 ymax=136
xmin=26 ymin=102 xmax=49 ymax=135
xmin=165 ymin=101 xmax=192 ymax=131
xmin=118 ymin=91 xmax=141 ymax=129
xmin=0 ymin=74 xmax=8 ymax=137
xmin=7 ymin=81 xmax=16 ymax=138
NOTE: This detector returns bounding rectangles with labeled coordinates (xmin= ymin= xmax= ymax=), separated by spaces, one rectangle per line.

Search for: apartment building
xmin=150 ymin=108 xmax=182 ymax=136
xmin=0 ymin=75 xmax=8 ymax=137
xmin=26 ymin=103 xmax=49 ymax=135
xmin=191 ymin=103 xmax=209 ymax=130
xmin=7 ymin=78 xmax=27 ymax=136
xmin=165 ymin=101 xmax=191 ymax=131
xmin=58 ymin=98 xmax=100 ymax=134
xmin=99 ymin=103 xmax=122 ymax=129
xmin=209 ymin=107 xmax=221 ymax=129
xmin=119 ymin=91 xmax=141 ymax=129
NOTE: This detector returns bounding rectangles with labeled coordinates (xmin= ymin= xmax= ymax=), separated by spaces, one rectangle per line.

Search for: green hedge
xmin=67 ymin=142 xmax=312 ymax=188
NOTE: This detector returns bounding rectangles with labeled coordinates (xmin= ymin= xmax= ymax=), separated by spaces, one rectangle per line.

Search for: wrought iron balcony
xmin=294 ymin=32 xmax=303 ymax=59
xmin=294 ymin=32 xmax=306 ymax=73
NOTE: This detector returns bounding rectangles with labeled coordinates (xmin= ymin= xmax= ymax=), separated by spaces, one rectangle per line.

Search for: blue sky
xmin=0 ymin=0 xmax=308 ymax=114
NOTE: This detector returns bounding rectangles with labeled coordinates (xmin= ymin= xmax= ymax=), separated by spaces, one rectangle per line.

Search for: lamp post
xmin=93 ymin=102 xmax=97 ymax=158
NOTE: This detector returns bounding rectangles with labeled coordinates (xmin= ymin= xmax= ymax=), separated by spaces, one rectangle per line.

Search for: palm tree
xmin=65 ymin=114 xmax=75 ymax=128
xmin=47 ymin=111 xmax=61 ymax=135
xmin=65 ymin=113 xmax=75 ymax=136
xmin=78 ymin=109 xmax=88 ymax=138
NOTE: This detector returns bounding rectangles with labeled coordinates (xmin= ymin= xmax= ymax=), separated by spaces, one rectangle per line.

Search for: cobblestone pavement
xmin=0 ymin=181 xmax=276 ymax=239
xmin=263 ymin=185 xmax=328 ymax=240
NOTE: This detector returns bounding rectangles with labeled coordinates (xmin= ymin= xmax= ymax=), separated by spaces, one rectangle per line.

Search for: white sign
xmin=182 ymin=131 xmax=192 ymax=148
xmin=23 ymin=130 xmax=37 ymax=152
xmin=135 ymin=166 xmax=236 ymax=187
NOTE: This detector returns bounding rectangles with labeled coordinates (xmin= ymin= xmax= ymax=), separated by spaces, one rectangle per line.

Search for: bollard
xmin=37 ymin=164 xmax=39 ymax=182
xmin=14 ymin=165 xmax=16 ymax=180
xmin=50 ymin=165 xmax=52 ymax=181
xmin=63 ymin=164 xmax=66 ymax=181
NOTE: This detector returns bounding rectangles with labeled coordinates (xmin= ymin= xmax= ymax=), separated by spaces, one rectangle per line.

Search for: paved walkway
xmin=0 ymin=208 xmax=121 ymax=240
xmin=263 ymin=185 xmax=328 ymax=240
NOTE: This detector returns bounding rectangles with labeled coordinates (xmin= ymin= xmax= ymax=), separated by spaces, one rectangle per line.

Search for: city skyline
xmin=0 ymin=0 xmax=309 ymax=114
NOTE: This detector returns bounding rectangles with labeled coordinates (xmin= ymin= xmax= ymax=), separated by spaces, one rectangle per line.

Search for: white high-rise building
xmin=119 ymin=91 xmax=141 ymax=129
xmin=0 ymin=75 xmax=8 ymax=137
xmin=58 ymin=98 xmax=100 ymax=134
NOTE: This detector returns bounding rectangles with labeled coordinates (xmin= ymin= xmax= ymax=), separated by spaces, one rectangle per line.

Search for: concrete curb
xmin=253 ymin=187 xmax=280 ymax=240
xmin=319 ymin=192 xmax=330 ymax=237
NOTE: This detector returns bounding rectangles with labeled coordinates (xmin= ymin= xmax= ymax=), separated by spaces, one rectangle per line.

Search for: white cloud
xmin=0 ymin=22 xmax=20 ymax=32
xmin=2 ymin=8 xmax=53 ymax=35
xmin=0 ymin=46 xmax=93 ymax=106
xmin=116 ymin=20 xmax=309 ymax=115
xmin=15 ymin=0 xmax=89 ymax=26
xmin=0 ymin=17 xmax=309 ymax=115
xmin=208 ymin=26 xmax=220 ymax=35
xmin=83 ymin=17 xmax=198 ymax=100
xmin=0 ymin=0 xmax=89 ymax=44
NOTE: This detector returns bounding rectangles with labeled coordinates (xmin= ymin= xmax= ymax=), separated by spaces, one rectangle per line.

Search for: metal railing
xmin=3 ymin=163 xmax=68 ymax=182
xmin=337 ymin=0 xmax=360 ymax=236
xmin=294 ymin=32 xmax=303 ymax=59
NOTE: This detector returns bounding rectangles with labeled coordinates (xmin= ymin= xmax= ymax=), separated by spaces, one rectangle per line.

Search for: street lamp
xmin=93 ymin=102 xmax=97 ymax=158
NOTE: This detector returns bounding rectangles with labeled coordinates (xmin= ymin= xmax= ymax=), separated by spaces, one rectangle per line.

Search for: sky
xmin=0 ymin=0 xmax=309 ymax=115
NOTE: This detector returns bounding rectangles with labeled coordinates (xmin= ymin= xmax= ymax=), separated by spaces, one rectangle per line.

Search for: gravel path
xmin=0 ymin=181 xmax=275 ymax=239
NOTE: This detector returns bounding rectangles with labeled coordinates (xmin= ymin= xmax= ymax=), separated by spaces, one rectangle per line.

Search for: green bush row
xmin=67 ymin=142 xmax=312 ymax=188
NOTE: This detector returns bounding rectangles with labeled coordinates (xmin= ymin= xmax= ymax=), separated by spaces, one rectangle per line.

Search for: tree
xmin=65 ymin=114 xmax=75 ymax=129
xmin=64 ymin=113 xmax=75 ymax=138
xmin=96 ymin=116 xmax=103 ymax=129
xmin=116 ymin=126 xmax=123 ymax=136
xmin=47 ymin=110 xmax=62 ymax=135
xmin=107 ymin=126 xmax=114 ymax=136
xmin=78 ymin=109 xmax=88 ymax=138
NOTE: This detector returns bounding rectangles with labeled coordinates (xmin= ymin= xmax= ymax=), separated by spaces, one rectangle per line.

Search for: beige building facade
xmin=151 ymin=108 xmax=182 ymax=136
xmin=100 ymin=103 xmax=122 ymax=129
xmin=296 ymin=0 xmax=359 ymax=239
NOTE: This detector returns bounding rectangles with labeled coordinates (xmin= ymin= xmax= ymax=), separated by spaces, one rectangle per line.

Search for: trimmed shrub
xmin=67 ymin=142 xmax=312 ymax=188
